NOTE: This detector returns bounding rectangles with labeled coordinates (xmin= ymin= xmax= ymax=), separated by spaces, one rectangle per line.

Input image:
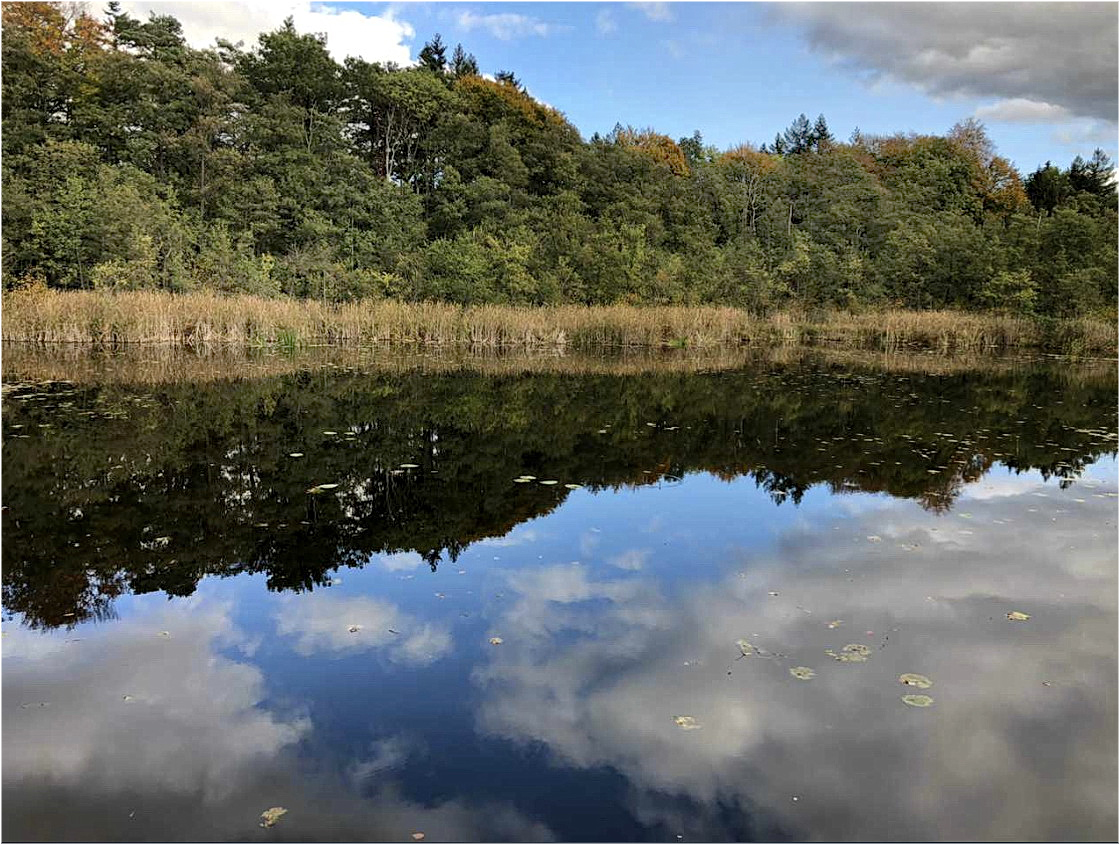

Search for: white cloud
xmin=3 ymin=602 xmax=307 ymax=800
xmin=118 ymin=1 xmax=415 ymax=64
xmin=975 ymin=98 xmax=1071 ymax=124
xmin=632 ymin=2 xmax=674 ymax=23
xmin=274 ymin=593 xmax=452 ymax=664
xmin=596 ymin=9 xmax=618 ymax=36
xmin=455 ymin=10 xmax=564 ymax=41
xmin=376 ymin=550 xmax=427 ymax=571
xmin=473 ymin=479 xmax=1118 ymax=840
xmin=775 ymin=3 xmax=1118 ymax=123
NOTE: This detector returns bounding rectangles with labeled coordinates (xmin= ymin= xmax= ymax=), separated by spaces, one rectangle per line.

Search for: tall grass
xmin=2 ymin=288 xmax=1116 ymax=355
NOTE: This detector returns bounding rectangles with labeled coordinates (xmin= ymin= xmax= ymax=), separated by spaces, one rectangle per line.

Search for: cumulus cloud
xmin=3 ymin=601 xmax=307 ymax=800
xmin=455 ymin=10 xmax=565 ymax=40
xmin=4 ymin=599 xmax=554 ymax=842
xmin=775 ymin=3 xmax=1118 ymax=122
xmin=975 ymin=98 xmax=1072 ymax=124
xmin=473 ymin=473 xmax=1118 ymax=840
xmin=117 ymin=1 xmax=414 ymax=64
xmin=274 ymin=593 xmax=453 ymax=664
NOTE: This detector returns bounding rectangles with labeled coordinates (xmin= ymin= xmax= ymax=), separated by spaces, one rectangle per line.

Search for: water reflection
xmin=473 ymin=469 xmax=1117 ymax=841
xmin=3 ymin=357 xmax=1115 ymax=628
xmin=3 ymin=599 xmax=555 ymax=842
xmin=2 ymin=353 xmax=1116 ymax=841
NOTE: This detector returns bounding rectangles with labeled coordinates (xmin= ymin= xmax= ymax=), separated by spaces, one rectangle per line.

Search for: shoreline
xmin=2 ymin=289 xmax=1116 ymax=355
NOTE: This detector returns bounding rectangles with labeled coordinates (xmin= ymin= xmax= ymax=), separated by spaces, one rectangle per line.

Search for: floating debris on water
xmin=539 ymin=480 xmax=559 ymax=485
xmin=899 ymin=673 xmax=932 ymax=689
xmin=901 ymin=694 xmax=934 ymax=707
xmin=489 ymin=637 xmax=504 ymax=645
xmin=790 ymin=666 xmax=816 ymax=680
xmin=260 ymin=807 xmax=288 ymax=828
xmin=673 ymin=715 xmax=701 ymax=730
xmin=827 ymin=620 xmax=843 ymax=629
xmin=347 ymin=625 xmax=361 ymax=633
xmin=1006 ymin=611 xmax=1031 ymax=622
xmin=826 ymin=643 xmax=871 ymax=663
xmin=307 ymin=483 xmax=340 ymax=494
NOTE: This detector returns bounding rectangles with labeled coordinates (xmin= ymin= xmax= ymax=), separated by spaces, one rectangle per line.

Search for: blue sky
xmin=124 ymin=2 xmax=1118 ymax=173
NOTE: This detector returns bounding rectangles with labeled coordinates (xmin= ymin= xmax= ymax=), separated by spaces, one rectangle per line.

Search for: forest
xmin=2 ymin=2 xmax=1117 ymax=318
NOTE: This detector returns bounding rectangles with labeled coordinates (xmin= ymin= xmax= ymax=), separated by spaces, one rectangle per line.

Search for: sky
xmin=117 ymin=1 xmax=1118 ymax=173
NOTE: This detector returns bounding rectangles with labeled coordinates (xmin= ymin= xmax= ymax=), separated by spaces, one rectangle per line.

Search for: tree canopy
xmin=2 ymin=3 xmax=1115 ymax=316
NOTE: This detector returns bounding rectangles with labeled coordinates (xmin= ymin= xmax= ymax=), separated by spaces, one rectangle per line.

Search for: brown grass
xmin=2 ymin=288 xmax=1116 ymax=355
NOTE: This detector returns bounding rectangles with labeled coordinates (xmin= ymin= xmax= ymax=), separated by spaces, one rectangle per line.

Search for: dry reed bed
xmin=2 ymin=289 xmax=1116 ymax=354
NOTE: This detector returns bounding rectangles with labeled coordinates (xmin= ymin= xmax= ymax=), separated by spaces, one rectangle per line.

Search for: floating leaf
xmin=673 ymin=715 xmax=701 ymax=730
xmin=489 ymin=637 xmax=503 ymax=645
xmin=289 ymin=452 xmax=304 ymax=458
xmin=790 ymin=666 xmax=815 ymax=680
xmin=519 ymin=475 xmax=536 ymax=481
xmin=260 ymin=807 xmax=288 ymax=828
xmin=513 ymin=478 xmax=532 ymax=483
xmin=539 ymin=480 xmax=559 ymax=486
xmin=564 ymin=483 xmax=582 ymax=489
xmin=901 ymin=694 xmax=934 ymax=707
xmin=307 ymin=483 xmax=340 ymax=494
xmin=826 ymin=643 xmax=871 ymax=663
xmin=1006 ymin=611 xmax=1031 ymax=622
xmin=899 ymin=673 xmax=933 ymax=689
xmin=322 ymin=431 xmax=337 ymax=435
xmin=400 ymin=463 xmax=419 ymax=469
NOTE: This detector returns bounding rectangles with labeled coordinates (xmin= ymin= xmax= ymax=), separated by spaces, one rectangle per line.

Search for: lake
xmin=3 ymin=348 xmax=1117 ymax=842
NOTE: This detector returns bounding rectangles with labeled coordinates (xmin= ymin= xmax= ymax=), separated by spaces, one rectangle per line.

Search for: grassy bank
xmin=3 ymin=288 xmax=1116 ymax=355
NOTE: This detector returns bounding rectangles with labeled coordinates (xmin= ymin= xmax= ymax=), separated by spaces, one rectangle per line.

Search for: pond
xmin=3 ymin=348 xmax=1117 ymax=842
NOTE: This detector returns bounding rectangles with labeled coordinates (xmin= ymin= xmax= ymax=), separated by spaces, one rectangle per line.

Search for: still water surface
xmin=3 ymin=351 xmax=1117 ymax=841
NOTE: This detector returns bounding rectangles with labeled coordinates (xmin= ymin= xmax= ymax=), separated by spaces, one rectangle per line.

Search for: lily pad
xmin=1006 ymin=611 xmax=1031 ymax=621
xmin=899 ymin=673 xmax=933 ymax=689
xmin=901 ymin=694 xmax=934 ymax=707
xmin=790 ymin=666 xmax=816 ymax=680
xmin=673 ymin=715 xmax=701 ymax=730
xmin=826 ymin=643 xmax=871 ymax=663
xmin=260 ymin=807 xmax=288 ymax=828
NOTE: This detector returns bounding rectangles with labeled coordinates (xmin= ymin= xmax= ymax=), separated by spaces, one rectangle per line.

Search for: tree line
xmin=2 ymin=3 xmax=1116 ymax=317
